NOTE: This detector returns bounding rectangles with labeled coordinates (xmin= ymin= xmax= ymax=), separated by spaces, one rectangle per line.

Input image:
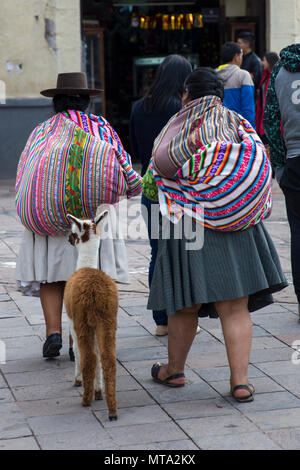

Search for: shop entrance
xmin=81 ymin=0 xmax=221 ymax=150
xmin=81 ymin=0 xmax=266 ymax=152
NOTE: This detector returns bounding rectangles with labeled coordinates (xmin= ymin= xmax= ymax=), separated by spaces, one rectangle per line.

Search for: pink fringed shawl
xmin=15 ymin=111 xmax=142 ymax=236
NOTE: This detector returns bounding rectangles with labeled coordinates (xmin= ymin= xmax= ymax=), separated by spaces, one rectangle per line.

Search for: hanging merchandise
xmin=150 ymin=14 xmax=160 ymax=29
xmin=144 ymin=16 xmax=150 ymax=29
xmin=185 ymin=13 xmax=194 ymax=30
xmin=193 ymin=14 xmax=203 ymax=29
xmin=136 ymin=12 xmax=206 ymax=31
xmin=170 ymin=14 xmax=176 ymax=30
xmin=176 ymin=14 xmax=185 ymax=30
xmin=162 ymin=14 xmax=169 ymax=30
xmin=140 ymin=14 xmax=146 ymax=29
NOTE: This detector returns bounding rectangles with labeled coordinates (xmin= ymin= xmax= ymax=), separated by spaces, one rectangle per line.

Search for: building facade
xmin=0 ymin=0 xmax=81 ymax=178
xmin=0 ymin=0 xmax=300 ymax=178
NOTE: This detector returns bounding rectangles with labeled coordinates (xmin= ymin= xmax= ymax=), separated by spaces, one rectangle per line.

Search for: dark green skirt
xmin=147 ymin=221 xmax=288 ymax=317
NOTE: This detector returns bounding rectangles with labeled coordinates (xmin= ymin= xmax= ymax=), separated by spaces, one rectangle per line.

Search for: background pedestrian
xmin=217 ymin=42 xmax=255 ymax=128
xmin=256 ymin=51 xmax=279 ymax=142
xmin=264 ymin=43 xmax=300 ymax=319
xmin=237 ymin=32 xmax=263 ymax=90
xmin=130 ymin=55 xmax=192 ymax=336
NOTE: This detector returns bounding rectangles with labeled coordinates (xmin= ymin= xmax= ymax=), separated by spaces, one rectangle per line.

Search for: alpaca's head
xmin=67 ymin=211 xmax=108 ymax=247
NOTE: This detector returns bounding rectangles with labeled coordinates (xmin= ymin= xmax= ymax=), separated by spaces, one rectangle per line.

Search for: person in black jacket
xmin=130 ymin=54 xmax=192 ymax=336
xmin=237 ymin=32 xmax=262 ymax=90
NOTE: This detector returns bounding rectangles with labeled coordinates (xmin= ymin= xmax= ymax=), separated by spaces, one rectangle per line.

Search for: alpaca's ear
xmin=94 ymin=210 xmax=108 ymax=226
xmin=67 ymin=214 xmax=82 ymax=230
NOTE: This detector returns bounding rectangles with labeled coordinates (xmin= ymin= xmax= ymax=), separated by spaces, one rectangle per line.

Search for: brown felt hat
xmin=40 ymin=72 xmax=103 ymax=97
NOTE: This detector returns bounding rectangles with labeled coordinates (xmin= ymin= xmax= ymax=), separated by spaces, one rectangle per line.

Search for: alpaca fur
xmin=64 ymin=212 xmax=118 ymax=420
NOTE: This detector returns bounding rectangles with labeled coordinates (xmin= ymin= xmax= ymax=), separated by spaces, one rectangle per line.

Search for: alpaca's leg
xmin=69 ymin=319 xmax=82 ymax=386
xmin=77 ymin=325 xmax=97 ymax=406
xmin=94 ymin=339 xmax=103 ymax=400
xmin=96 ymin=323 xmax=118 ymax=420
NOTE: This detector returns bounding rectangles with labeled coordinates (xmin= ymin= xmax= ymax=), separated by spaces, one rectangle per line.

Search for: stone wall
xmin=0 ymin=0 xmax=81 ymax=99
xmin=267 ymin=0 xmax=299 ymax=53
xmin=0 ymin=0 xmax=81 ymax=178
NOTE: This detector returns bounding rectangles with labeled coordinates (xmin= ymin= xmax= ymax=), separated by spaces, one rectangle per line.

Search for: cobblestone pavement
xmin=0 ymin=177 xmax=300 ymax=450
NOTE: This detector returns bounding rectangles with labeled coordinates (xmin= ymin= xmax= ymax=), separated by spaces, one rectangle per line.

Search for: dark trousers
xmin=280 ymin=156 xmax=300 ymax=304
xmin=141 ymin=194 xmax=168 ymax=326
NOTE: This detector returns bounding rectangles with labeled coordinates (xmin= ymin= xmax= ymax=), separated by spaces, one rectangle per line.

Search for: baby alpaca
xmin=64 ymin=211 xmax=118 ymax=420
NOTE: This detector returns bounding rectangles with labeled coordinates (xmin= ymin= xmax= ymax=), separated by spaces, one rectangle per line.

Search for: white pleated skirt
xmin=15 ymin=204 xmax=130 ymax=295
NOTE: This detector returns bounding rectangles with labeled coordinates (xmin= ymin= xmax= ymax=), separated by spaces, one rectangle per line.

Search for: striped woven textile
xmin=151 ymin=119 xmax=272 ymax=231
xmin=15 ymin=111 xmax=142 ymax=236
xmin=152 ymin=96 xmax=241 ymax=178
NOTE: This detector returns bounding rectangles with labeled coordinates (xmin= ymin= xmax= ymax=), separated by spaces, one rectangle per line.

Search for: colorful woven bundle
xmin=151 ymin=119 xmax=272 ymax=231
xmin=15 ymin=112 xmax=142 ymax=236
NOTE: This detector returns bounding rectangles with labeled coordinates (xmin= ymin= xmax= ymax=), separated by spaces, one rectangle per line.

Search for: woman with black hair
xmin=148 ymin=67 xmax=287 ymax=402
xmin=15 ymin=73 xmax=141 ymax=359
xmin=256 ymin=52 xmax=280 ymax=141
xmin=130 ymin=55 xmax=192 ymax=336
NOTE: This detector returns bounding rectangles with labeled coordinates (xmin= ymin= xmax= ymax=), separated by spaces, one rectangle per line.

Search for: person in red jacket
xmin=256 ymin=52 xmax=279 ymax=143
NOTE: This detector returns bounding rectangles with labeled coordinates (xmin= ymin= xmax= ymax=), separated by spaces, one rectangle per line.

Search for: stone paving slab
xmin=12 ymin=382 xmax=82 ymax=402
xmin=0 ymin=356 xmax=73 ymax=374
xmin=254 ymin=360 xmax=299 ymax=376
xmin=4 ymin=368 xmax=74 ymax=388
xmin=0 ymin=374 xmax=7 ymax=389
xmin=194 ymin=431 xmax=281 ymax=450
xmin=27 ymin=411 xmax=105 ymax=436
xmin=95 ymin=404 xmax=171 ymax=428
xmin=268 ymin=374 xmax=300 ymax=398
xmin=105 ymin=421 xmax=187 ymax=446
xmin=148 ymin=382 xmax=219 ymax=404
xmin=119 ymin=440 xmax=199 ymax=451
xmin=251 ymin=325 xmax=273 ymax=337
xmin=273 ymin=333 xmax=300 ymax=347
xmin=0 ymin=403 xmax=32 ymax=440
xmin=210 ymin=376 xmax=285 ymax=396
xmin=17 ymin=397 xmax=93 ymax=418
xmin=117 ymin=346 xmax=168 ymax=363
xmin=36 ymin=431 xmax=119 ymax=450
xmin=227 ymin=391 xmax=300 ymax=413
xmin=194 ymin=364 xmax=265 ymax=382
xmin=186 ymin=352 xmax=231 ymax=369
xmin=122 ymin=305 xmax=151 ymax=316
xmin=0 ymin=437 xmax=40 ymax=450
xmin=266 ymin=428 xmax=300 ymax=450
xmin=161 ymin=397 xmax=236 ymax=420
xmin=91 ymin=389 xmax=155 ymax=410
xmin=249 ymin=347 xmax=293 ymax=364
xmin=116 ymin=326 xmax=150 ymax=338
xmin=244 ymin=408 xmax=300 ymax=431
xmin=0 ymin=294 xmax=10 ymax=302
xmin=0 ymin=179 xmax=300 ymax=450
xmin=177 ymin=414 xmax=259 ymax=439
xmin=116 ymin=335 xmax=161 ymax=350
xmin=0 ymin=387 xmax=15 ymax=403
xmin=0 ymin=326 xmax=40 ymax=339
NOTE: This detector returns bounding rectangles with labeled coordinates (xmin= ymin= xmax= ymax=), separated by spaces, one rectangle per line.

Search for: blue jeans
xmin=141 ymin=194 xmax=168 ymax=326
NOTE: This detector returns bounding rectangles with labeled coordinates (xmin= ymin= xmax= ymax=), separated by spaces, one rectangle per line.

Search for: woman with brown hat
xmin=15 ymin=72 xmax=142 ymax=359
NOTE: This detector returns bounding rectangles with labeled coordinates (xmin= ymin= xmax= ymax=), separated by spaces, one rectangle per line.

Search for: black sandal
xmin=151 ymin=363 xmax=185 ymax=388
xmin=231 ymin=384 xmax=255 ymax=403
